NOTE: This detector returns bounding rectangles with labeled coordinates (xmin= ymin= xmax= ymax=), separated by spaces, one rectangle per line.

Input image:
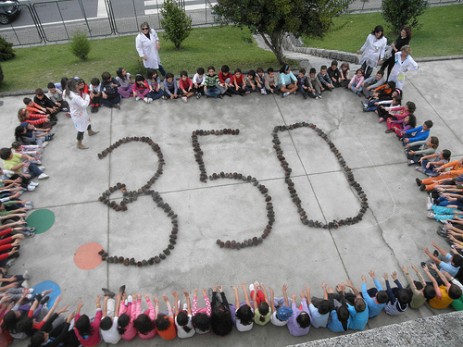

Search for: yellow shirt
xmin=428 ymin=286 xmax=452 ymax=309
xmin=2 ymin=153 xmax=23 ymax=172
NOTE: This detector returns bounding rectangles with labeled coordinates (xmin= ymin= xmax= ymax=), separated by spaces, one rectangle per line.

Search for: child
xmin=308 ymin=68 xmax=322 ymax=99
xmin=231 ymin=68 xmax=246 ymax=96
xmin=231 ymin=285 xmax=254 ymax=332
xmin=402 ymin=120 xmax=433 ymax=148
xmin=418 ymin=150 xmax=451 ymax=177
xmin=244 ymin=70 xmax=257 ymax=94
xmin=344 ymin=280 xmax=369 ymax=331
xmin=33 ymin=88 xmax=59 ymax=122
xmin=192 ymin=67 xmax=205 ymax=99
xmin=424 ymin=241 xmax=463 ymax=277
xmin=0 ymin=147 xmax=48 ymax=180
xmin=423 ymin=263 xmax=462 ymax=309
xmin=339 ymin=62 xmax=350 ymax=88
xmin=287 ymin=292 xmax=310 ymax=336
xmin=163 ymin=73 xmax=179 ymax=100
xmin=178 ymin=71 xmax=195 ymax=102
xmin=416 ymin=157 xmax=463 ymax=192
xmin=268 ymin=284 xmax=292 ymax=327
xmin=74 ymin=296 xmax=102 ymax=347
xmin=297 ymin=69 xmax=315 ymax=99
xmin=115 ymin=67 xmax=133 ymax=98
xmin=401 ymin=264 xmax=436 ymax=309
xmin=362 ymin=70 xmax=385 ymax=98
xmin=46 ymin=82 xmax=69 ymax=112
xmin=218 ymin=65 xmax=233 ymax=96
xmin=17 ymin=108 xmax=50 ymax=127
xmin=279 ymin=64 xmax=298 ymax=97
xmin=100 ymin=293 xmax=122 ymax=344
xmin=210 ymin=286 xmax=232 ymax=336
xmin=264 ymin=67 xmax=279 ymax=94
xmin=317 ymin=65 xmax=335 ymax=91
xmin=383 ymin=272 xmax=412 ymax=315
xmin=23 ymin=98 xmax=55 ymax=126
xmin=11 ymin=142 xmax=41 ymax=165
xmin=361 ymin=271 xmax=388 ymax=318
xmin=326 ymin=284 xmax=351 ymax=333
xmin=191 ymin=288 xmax=211 ymax=334
xmin=117 ymin=294 xmax=137 ymax=341
xmin=154 ymin=295 xmax=176 ymax=340
xmin=203 ymin=66 xmax=221 ymax=99
xmin=306 ymin=285 xmax=330 ymax=328
xmin=362 ymin=81 xmax=397 ymax=112
xmin=146 ymin=70 xmax=164 ymax=101
xmin=101 ymin=72 xmax=121 ymax=109
xmin=255 ymin=67 xmax=266 ymax=94
xmin=327 ymin=60 xmax=341 ymax=87
xmin=406 ymin=136 xmax=439 ymax=166
xmin=250 ymin=282 xmax=271 ymax=326
xmin=132 ymin=74 xmax=151 ymax=103
xmin=172 ymin=290 xmax=195 ymax=339
xmin=386 ymin=114 xmax=416 ymax=138
xmin=133 ymin=294 xmax=156 ymax=339
xmin=89 ymin=78 xmax=102 ymax=113
xmin=377 ymin=94 xmax=404 ymax=122
xmin=347 ymin=69 xmax=365 ymax=96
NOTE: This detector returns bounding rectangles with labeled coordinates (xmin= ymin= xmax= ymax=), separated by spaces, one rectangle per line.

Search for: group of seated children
xmin=2 ymin=259 xmax=463 ymax=347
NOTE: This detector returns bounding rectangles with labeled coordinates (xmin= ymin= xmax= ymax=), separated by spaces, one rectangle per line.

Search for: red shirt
xmin=157 ymin=317 xmax=177 ymax=340
xmin=233 ymin=74 xmax=244 ymax=86
xmin=218 ymin=72 xmax=233 ymax=84
xmin=179 ymin=78 xmax=193 ymax=91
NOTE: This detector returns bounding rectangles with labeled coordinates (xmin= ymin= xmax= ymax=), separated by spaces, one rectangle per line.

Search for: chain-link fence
xmin=0 ymin=0 xmax=460 ymax=47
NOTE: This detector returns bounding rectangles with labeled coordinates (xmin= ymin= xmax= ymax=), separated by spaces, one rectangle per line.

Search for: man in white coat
xmin=135 ymin=22 xmax=166 ymax=77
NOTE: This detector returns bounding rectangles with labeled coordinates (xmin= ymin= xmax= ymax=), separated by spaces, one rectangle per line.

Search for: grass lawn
xmin=302 ymin=4 xmax=463 ymax=58
xmin=0 ymin=26 xmax=277 ymax=92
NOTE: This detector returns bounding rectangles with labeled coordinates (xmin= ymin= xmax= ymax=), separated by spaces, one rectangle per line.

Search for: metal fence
xmin=0 ymin=0 xmax=461 ymax=47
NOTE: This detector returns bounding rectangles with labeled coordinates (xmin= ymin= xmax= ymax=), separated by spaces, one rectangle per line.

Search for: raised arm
xmin=412 ymin=264 xmax=427 ymax=287
xmin=233 ymin=286 xmax=240 ymax=309
xmin=268 ymin=287 xmax=276 ymax=313
xmin=428 ymin=263 xmax=449 ymax=286
xmin=423 ymin=265 xmax=442 ymax=299
xmin=282 ymin=283 xmax=289 ymax=307
xmin=241 ymin=284 xmax=251 ymax=308
xmin=184 ymin=290 xmax=192 ymax=315
xmin=171 ymin=291 xmax=179 ymax=315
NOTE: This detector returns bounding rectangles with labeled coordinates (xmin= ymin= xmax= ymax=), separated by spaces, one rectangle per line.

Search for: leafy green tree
xmin=160 ymin=0 xmax=193 ymax=49
xmin=0 ymin=35 xmax=15 ymax=61
xmin=214 ymin=0 xmax=352 ymax=64
xmin=70 ymin=31 xmax=91 ymax=61
xmin=382 ymin=0 xmax=428 ymax=35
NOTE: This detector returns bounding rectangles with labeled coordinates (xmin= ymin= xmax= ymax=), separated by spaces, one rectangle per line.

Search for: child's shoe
xmin=135 ymin=96 xmax=141 ymax=101
xmin=182 ymin=96 xmax=188 ymax=103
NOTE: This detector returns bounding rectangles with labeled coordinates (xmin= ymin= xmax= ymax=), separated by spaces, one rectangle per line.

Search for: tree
xmin=0 ymin=35 xmax=15 ymax=61
xmin=160 ymin=0 xmax=192 ymax=49
xmin=70 ymin=31 xmax=91 ymax=61
xmin=213 ymin=0 xmax=352 ymax=64
xmin=382 ymin=0 xmax=428 ymax=35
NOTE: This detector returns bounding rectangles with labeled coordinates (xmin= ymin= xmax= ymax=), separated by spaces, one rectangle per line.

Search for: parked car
xmin=0 ymin=0 xmax=20 ymax=25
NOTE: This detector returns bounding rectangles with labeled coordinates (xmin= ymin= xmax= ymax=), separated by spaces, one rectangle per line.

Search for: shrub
xmin=70 ymin=31 xmax=91 ymax=60
xmin=382 ymin=0 xmax=428 ymax=35
xmin=0 ymin=64 xmax=3 ymax=85
xmin=160 ymin=0 xmax=192 ymax=49
xmin=0 ymin=36 xmax=15 ymax=61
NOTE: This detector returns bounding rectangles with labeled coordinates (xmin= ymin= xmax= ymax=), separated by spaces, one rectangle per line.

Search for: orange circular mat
xmin=74 ymin=242 xmax=104 ymax=270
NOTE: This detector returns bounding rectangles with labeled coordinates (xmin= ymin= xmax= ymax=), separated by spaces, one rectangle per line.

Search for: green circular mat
xmin=26 ymin=209 xmax=55 ymax=234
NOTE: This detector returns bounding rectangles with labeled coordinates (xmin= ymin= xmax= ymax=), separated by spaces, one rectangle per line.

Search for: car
xmin=0 ymin=0 xmax=20 ymax=25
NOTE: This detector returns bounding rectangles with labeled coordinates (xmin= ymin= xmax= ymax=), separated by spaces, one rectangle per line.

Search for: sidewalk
xmin=2 ymin=56 xmax=463 ymax=347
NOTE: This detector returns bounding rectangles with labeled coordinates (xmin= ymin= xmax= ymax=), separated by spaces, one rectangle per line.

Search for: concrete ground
xmin=2 ymin=58 xmax=463 ymax=347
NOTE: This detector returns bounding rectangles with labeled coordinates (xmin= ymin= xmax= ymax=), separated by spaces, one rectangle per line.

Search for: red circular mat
xmin=74 ymin=242 xmax=104 ymax=270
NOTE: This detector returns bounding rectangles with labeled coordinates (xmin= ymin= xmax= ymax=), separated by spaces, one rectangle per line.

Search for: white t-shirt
xmin=100 ymin=316 xmax=121 ymax=344
xmin=175 ymin=314 xmax=195 ymax=338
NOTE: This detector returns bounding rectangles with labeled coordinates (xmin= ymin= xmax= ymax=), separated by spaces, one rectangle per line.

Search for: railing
xmin=0 ymin=0 xmax=460 ymax=47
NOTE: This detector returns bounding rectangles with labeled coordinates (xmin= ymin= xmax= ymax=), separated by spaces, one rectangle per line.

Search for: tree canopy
xmin=214 ymin=0 xmax=352 ymax=64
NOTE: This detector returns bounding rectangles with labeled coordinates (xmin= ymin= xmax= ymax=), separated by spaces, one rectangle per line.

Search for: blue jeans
xmin=147 ymin=89 xmax=163 ymax=100
xmin=27 ymin=162 xmax=43 ymax=178
xmin=205 ymin=86 xmax=221 ymax=98
xmin=350 ymin=82 xmax=362 ymax=95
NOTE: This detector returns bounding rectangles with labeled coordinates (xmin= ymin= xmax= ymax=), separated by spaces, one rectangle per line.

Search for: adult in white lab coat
xmin=358 ymin=25 xmax=387 ymax=79
xmin=135 ymin=22 xmax=166 ymax=77
xmin=389 ymin=45 xmax=418 ymax=91
xmin=64 ymin=78 xmax=99 ymax=149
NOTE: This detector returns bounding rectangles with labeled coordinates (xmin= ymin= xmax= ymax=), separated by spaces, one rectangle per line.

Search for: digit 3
xmin=97 ymin=136 xmax=177 ymax=267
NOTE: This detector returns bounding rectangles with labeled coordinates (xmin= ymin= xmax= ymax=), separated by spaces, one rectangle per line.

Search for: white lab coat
xmin=360 ymin=34 xmax=387 ymax=68
xmin=389 ymin=51 xmax=418 ymax=90
xmin=135 ymin=29 xmax=161 ymax=70
xmin=65 ymin=91 xmax=90 ymax=132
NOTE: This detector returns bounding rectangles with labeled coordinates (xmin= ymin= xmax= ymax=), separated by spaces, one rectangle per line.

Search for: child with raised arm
xmin=178 ymin=71 xmax=195 ymax=103
xmin=287 ymin=289 xmax=310 ymax=336
xmin=191 ymin=288 xmax=211 ymax=334
xmin=424 ymin=263 xmax=462 ymax=309
xmin=210 ymin=286 xmax=233 ymax=336
xmin=361 ymin=271 xmax=388 ymax=318
xmin=441 ymin=270 xmax=463 ymax=311
xmin=155 ymin=295 xmax=176 ymax=340
xmin=74 ymin=295 xmax=102 ymax=347
xmin=269 ymin=283 xmax=292 ymax=327
xmin=383 ymin=272 xmax=412 ymax=315
xmin=406 ymin=136 xmax=439 ymax=166
xmin=401 ymin=264 xmax=435 ymax=309
xmin=251 ymin=282 xmax=271 ymax=326
xmin=343 ymin=280 xmax=369 ymax=330
xmin=172 ymin=290 xmax=194 ymax=339
xmin=424 ymin=241 xmax=463 ymax=277
xmin=100 ymin=293 xmax=122 ymax=344
xmin=133 ymin=294 xmax=156 ymax=340
xmin=306 ymin=285 xmax=330 ymax=328
xmin=231 ymin=284 xmax=254 ymax=332
xmin=117 ymin=293 xmax=137 ymax=341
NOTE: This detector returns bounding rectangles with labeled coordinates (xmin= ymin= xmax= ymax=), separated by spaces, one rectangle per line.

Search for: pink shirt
xmin=136 ymin=298 xmax=157 ymax=340
xmin=192 ymin=294 xmax=211 ymax=316
xmin=118 ymin=302 xmax=137 ymax=341
xmin=74 ymin=309 xmax=102 ymax=347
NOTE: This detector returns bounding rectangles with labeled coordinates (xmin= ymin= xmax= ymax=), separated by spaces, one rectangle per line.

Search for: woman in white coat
xmin=389 ymin=45 xmax=418 ymax=91
xmin=135 ymin=22 xmax=166 ymax=77
xmin=358 ymin=25 xmax=387 ymax=79
xmin=64 ymin=79 xmax=99 ymax=149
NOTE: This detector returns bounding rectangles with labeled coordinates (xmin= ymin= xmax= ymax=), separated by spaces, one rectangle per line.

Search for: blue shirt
xmin=362 ymin=279 xmax=386 ymax=318
xmin=404 ymin=125 xmax=430 ymax=143
xmin=347 ymin=302 xmax=369 ymax=330
xmin=327 ymin=310 xmax=350 ymax=332
xmin=279 ymin=71 xmax=297 ymax=86
xmin=440 ymin=253 xmax=460 ymax=277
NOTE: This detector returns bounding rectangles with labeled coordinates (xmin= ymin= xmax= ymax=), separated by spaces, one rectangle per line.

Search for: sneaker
xmin=260 ymin=88 xmax=267 ymax=95
xmin=143 ymin=97 xmax=148 ymax=103
xmin=114 ymin=104 xmax=121 ymax=110
xmin=282 ymin=92 xmax=290 ymax=98
xmin=427 ymin=212 xmax=435 ymax=219
xmin=27 ymin=185 xmax=36 ymax=192
xmin=135 ymin=96 xmax=140 ymax=101
xmin=437 ymin=226 xmax=448 ymax=237
xmin=415 ymin=167 xmax=424 ymax=173
xmin=318 ymin=94 xmax=322 ymax=99
xmin=41 ymin=142 xmax=48 ymax=149
xmin=24 ymin=227 xmax=36 ymax=232
xmin=23 ymin=270 xmax=30 ymax=280
xmin=22 ymin=231 xmax=35 ymax=238
xmin=38 ymin=173 xmax=49 ymax=180
xmin=29 ymin=181 xmax=39 ymax=187
xmin=127 ymin=295 xmax=133 ymax=304
xmin=415 ymin=178 xmax=422 ymax=186
xmin=91 ymin=106 xmax=98 ymax=113
xmin=147 ymin=98 xmax=153 ymax=104
xmin=196 ymin=92 xmax=201 ymax=99
xmin=182 ymin=96 xmax=188 ymax=103
xmin=62 ymin=107 xmax=69 ymax=112
xmin=378 ymin=118 xmax=385 ymax=123
xmin=162 ymin=95 xmax=167 ymax=100
xmin=408 ymin=160 xmax=415 ymax=166
xmin=427 ymin=202 xmax=433 ymax=211
xmin=38 ymin=166 xmax=46 ymax=171
xmin=22 ymin=280 xmax=30 ymax=289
